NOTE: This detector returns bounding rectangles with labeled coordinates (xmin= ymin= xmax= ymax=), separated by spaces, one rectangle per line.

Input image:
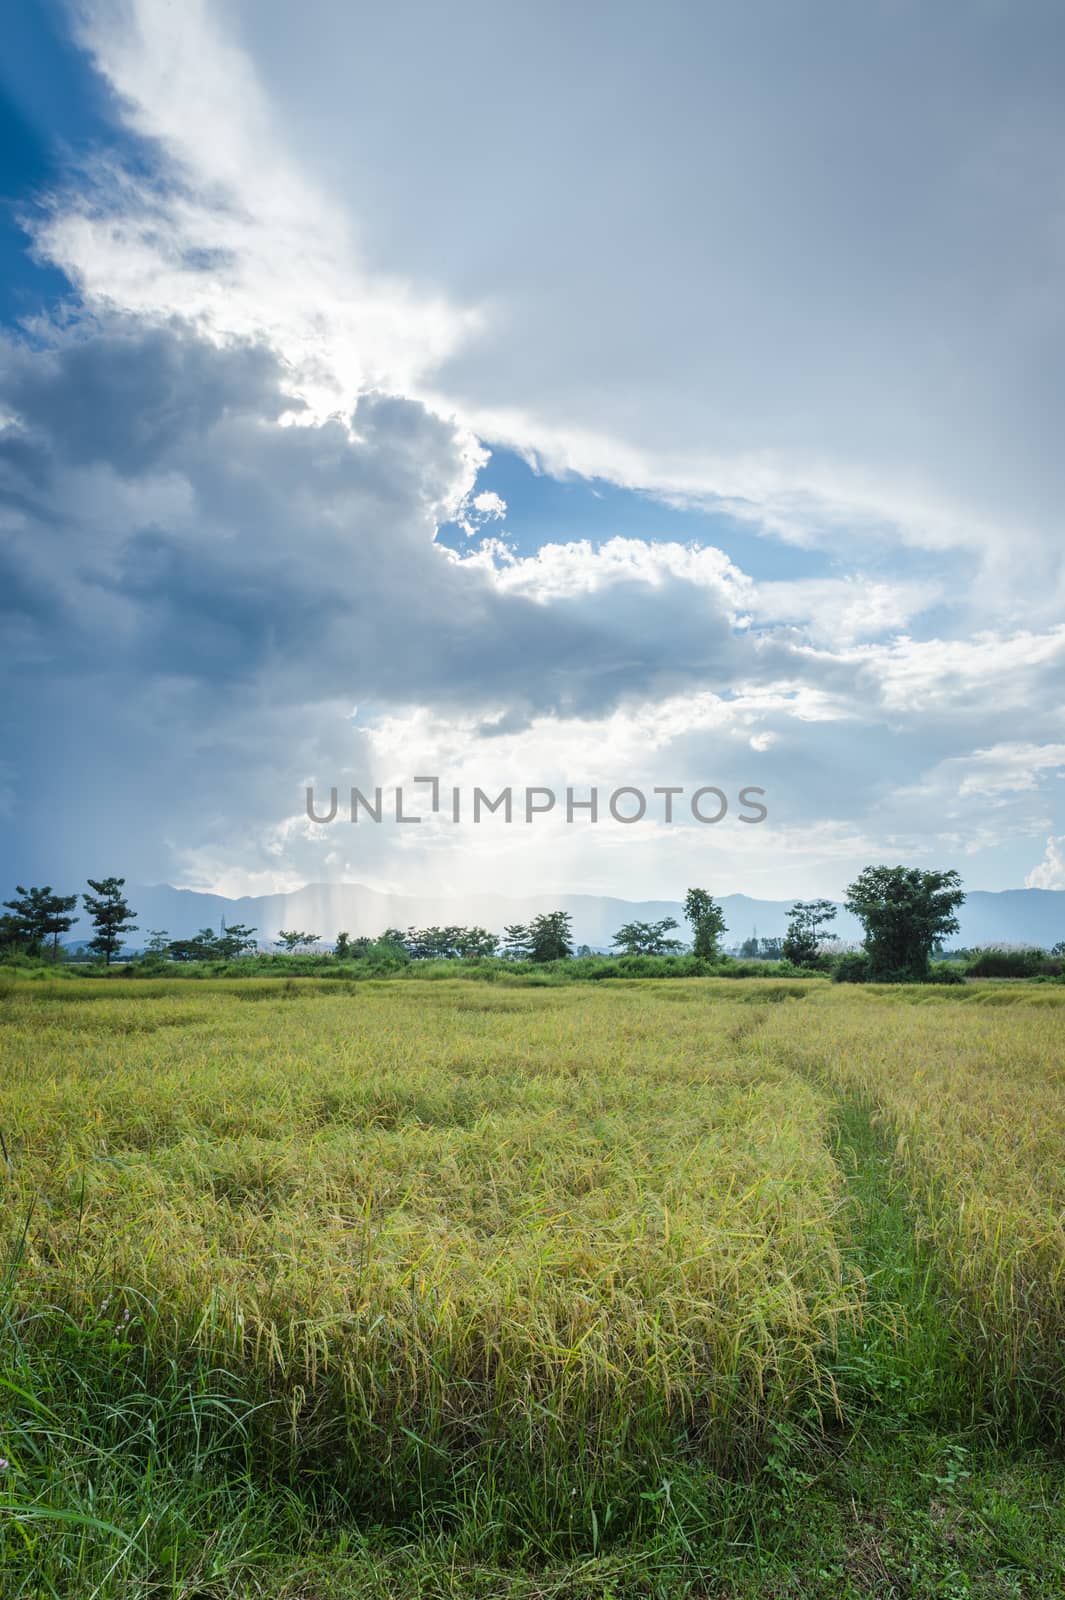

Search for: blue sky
xmin=436 ymin=447 xmax=828 ymax=582
xmin=2 ymin=0 xmax=1065 ymax=905
xmin=0 ymin=4 xmax=112 ymax=321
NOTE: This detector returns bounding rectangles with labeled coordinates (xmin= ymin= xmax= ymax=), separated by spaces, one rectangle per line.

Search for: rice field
xmin=2 ymin=976 xmax=1065 ymax=1595
xmin=758 ymin=986 xmax=1065 ymax=1421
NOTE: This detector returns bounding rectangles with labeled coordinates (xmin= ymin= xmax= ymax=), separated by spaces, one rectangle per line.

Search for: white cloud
xmin=31 ymin=0 xmax=1065 ymax=612
xmin=6 ymin=1 xmax=1065 ymax=900
xmin=6 ymin=318 xmax=1065 ymax=897
xmin=1026 ymin=837 xmax=1065 ymax=891
xmin=752 ymin=576 xmax=937 ymax=644
xmin=831 ymin=629 xmax=1065 ymax=718
xmin=459 ymin=536 xmax=752 ymax=610
xmin=36 ymin=0 xmax=476 ymax=414
xmin=456 ymin=487 xmax=507 ymax=536
xmin=954 ymin=744 xmax=1065 ymax=800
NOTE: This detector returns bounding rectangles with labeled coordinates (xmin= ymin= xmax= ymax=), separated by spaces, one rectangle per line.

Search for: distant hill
xmin=81 ymin=881 xmax=1065 ymax=953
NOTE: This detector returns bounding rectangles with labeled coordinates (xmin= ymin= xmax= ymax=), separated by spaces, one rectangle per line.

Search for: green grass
xmin=2 ymin=977 xmax=1065 ymax=1594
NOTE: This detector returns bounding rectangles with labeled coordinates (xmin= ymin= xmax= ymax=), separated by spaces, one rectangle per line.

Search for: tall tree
xmin=782 ymin=900 xmax=837 ymax=967
xmin=845 ymin=866 xmax=964 ymax=980
xmin=683 ymin=888 xmax=727 ymax=961
xmin=275 ymin=930 xmax=319 ymax=953
xmin=82 ymin=878 xmax=138 ymax=966
xmin=527 ymin=911 xmax=574 ymax=963
xmin=42 ymin=891 xmax=79 ymax=960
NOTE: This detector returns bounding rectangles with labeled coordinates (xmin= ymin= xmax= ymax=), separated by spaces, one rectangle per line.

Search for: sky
xmin=2 ymin=0 xmax=1065 ymax=904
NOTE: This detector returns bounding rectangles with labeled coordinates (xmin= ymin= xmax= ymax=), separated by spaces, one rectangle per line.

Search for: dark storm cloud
xmin=1 ymin=324 xmax=290 ymax=472
xmin=0 ymin=319 xmax=782 ymax=885
xmin=0 ymin=320 xmax=762 ymax=712
xmin=3 ymin=317 xmax=1063 ymax=895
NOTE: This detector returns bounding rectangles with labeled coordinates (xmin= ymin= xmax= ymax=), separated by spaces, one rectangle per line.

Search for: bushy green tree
xmin=832 ymin=951 xmax=871 ymax=984
xmin=527 ymin=911 xmax=574 ymax=963
xmin=782 ymin=899 xmax=837 ymax=967
xmin=611 ymin=917 xmax=683 ymax=955
xmin=82 ymin=878 xmax=138 ymax=966
xmin=683 ymin=888 xmax=727 ymax=961
xmin=2 ymin=885 xmax=54 ymax=956
xmin=167 ymin=928 xmax=219 ymax=962
xmin=844 ymin=865 xmax=964 ymax=980
xmin=3 ymin=886 xmax=80 ymax=960
xmin=367 ymin=934 xmax=409 ymax=965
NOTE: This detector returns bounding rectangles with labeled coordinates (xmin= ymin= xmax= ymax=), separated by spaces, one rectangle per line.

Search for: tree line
xmin=1 ymin=878 xmax=137 ymax=965
xmin=1 ymin=865 xmax=972 ymax=980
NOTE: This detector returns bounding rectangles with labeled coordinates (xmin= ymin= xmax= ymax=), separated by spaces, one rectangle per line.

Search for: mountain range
xmin=80 ymin=882 xmax=1065 ymax=953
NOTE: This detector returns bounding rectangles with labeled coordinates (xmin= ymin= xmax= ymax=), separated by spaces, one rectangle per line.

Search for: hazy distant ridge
xmin=118 ymin=882 xmax=1065 ymax=952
